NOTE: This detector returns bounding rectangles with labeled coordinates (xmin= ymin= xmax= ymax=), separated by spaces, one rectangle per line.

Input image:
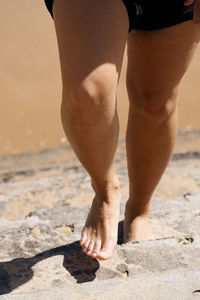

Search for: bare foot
xmin=123 ymin=200 xmax=152 ymax=243
xmin=80 ymin=177 xmax=121 ymax=260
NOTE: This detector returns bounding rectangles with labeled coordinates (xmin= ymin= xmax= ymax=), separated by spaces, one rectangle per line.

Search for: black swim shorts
xmin=44 ymin=0 xmax=194 ymax=33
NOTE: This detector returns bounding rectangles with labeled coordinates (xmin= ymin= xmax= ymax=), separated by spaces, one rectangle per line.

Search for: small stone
xmin=121 ymin=271 xmax=128 ymax=278
xmin=193 ymin=290 xmax=200 ymax=296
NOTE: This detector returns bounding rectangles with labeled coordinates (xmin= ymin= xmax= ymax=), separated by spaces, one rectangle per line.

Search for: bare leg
xmin=124 ymin=21 xmax=200 ymax=242
xmin=53 ymin=0 xmax=128 ymax=259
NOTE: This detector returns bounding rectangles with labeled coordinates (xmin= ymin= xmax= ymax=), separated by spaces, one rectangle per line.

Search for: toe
xmin=97 ymin=249 xmax=112 ymax=260
xmin=82 ymin=238 xmax=90 ymax=253
xmin=91 ymin=239 xmax=101 ymax=259
xmin=80 ymin=231 xmax=87 ymax=246
xmin=86 ymin=240 xmax=95 ymax=256
xmin=97 ymin=238 xmax=116 ymax=260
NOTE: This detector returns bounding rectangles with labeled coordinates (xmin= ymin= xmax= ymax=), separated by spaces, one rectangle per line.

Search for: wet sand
xmin=0 ymin=0 xmax=200 ymax=155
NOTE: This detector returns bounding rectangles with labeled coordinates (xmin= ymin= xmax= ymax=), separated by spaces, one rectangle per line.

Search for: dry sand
xmin=0 ymin=0 xmax=200 ymax=155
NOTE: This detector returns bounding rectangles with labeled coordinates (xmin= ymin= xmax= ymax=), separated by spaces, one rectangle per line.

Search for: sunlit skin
xmin=52 ymin=0 xmax=200 ymax=260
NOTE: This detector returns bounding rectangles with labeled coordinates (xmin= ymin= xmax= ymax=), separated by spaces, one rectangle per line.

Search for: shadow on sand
xmin=0 ymin=221 xmax=124 ymax=295
xmin=0 ymin=241 xmax=100 ymax=295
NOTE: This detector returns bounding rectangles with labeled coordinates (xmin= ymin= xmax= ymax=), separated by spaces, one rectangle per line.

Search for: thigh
xmin=52 ymin=0 xmax=129 ymax=95
xmin=126 ymin=20 xmax=200 ymax=107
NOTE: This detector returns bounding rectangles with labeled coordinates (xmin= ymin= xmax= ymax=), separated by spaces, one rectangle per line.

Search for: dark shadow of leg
xmin=0 ymin=241 xmax=100 ymax=295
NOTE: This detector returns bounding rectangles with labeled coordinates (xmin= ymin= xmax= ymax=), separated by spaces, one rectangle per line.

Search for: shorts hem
xmin=132 ymin=15 xmax=194 ymax=32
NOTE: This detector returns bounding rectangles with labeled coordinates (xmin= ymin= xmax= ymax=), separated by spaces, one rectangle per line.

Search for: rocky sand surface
xmin=0 ymin=130 xmax=200 ymax=299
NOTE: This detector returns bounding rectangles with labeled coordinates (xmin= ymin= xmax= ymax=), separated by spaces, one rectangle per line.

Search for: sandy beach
xmin=0 ymin=0 xmax=200 ymax=155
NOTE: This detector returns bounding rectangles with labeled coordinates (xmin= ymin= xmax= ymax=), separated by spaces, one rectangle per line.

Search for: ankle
xmin=91 ymin=176 xmax=120 ymax=200
xmin=125 ymin=199 xmax=150 ymax=219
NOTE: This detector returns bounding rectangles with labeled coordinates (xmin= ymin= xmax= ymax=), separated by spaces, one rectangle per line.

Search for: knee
xmin=128 ymin=89 xmax=178 ymax=124
xmin=141 ymin=94 xmax=177 ymax=122
xmin=61 ymin=69 xmax=117 ymax=120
